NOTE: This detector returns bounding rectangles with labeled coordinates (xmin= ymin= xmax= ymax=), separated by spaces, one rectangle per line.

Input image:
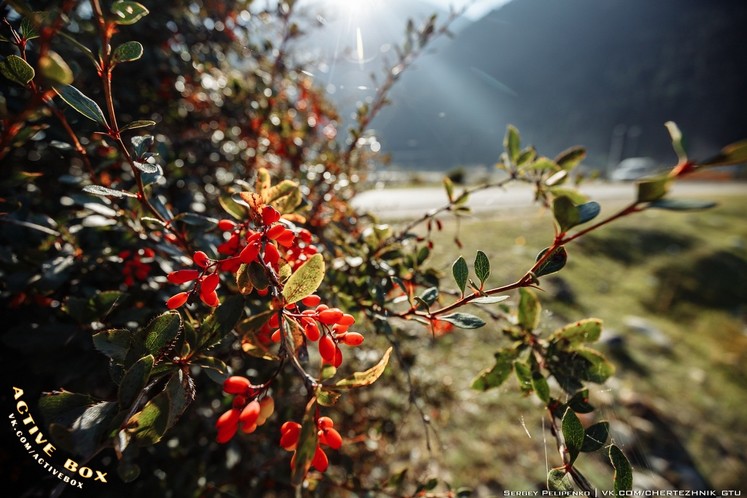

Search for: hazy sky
xmin=426 ymin=0 xmax=512 ymax=19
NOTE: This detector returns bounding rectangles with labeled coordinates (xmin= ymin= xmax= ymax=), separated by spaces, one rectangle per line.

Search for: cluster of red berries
xmin=165 ymin=204 xmax=318 ymax=309
xmin=280 ymin=415 xmax=343 ymax=473
xmin=119 ymin=248 xmax=154 ymax=287
xmin=215 ymin=376 xmax=275 ymax=443
xmin=268 ymin=294 xmax=364 ymax=367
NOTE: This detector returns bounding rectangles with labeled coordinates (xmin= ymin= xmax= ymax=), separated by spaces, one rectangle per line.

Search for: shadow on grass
xmin=578 ymin=227 xmax=695 ymax=265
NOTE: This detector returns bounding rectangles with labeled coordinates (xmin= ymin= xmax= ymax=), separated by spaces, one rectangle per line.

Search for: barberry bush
xmin=2 ymin=1 xmax=746 ymax=497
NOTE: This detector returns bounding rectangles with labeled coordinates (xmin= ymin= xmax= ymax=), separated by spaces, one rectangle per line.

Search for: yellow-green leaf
xmin=39 ymin=51 xmax=73 ymax=85
xmin=0 ymin=54 xmax=35 ymax=86
xmin=335 ymin=347 xmax=392 ymax=389
xmin=282 ymin=253 xmax=325 ymax=304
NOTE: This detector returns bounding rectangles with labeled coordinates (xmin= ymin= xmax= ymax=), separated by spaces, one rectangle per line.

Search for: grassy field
xmin=351 ymin=190 xmax=747 ymax=494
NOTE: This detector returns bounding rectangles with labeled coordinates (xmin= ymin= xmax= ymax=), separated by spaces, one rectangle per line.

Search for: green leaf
xmin=291 ymin=398 xmax=318 ymax=485
xmin=194 ymin=355 xmax=229 ymax=383
xmin=518 ymin=288 xmax=540 ymax=331
xmin=568 ymin=389 xmax=594 ymax=413
xmin=235 ymin=263 xmax=254 ymax=295
xmin=554 ymin=146 xmax=587 ymax=171
xmin=648 ymin=198 xmax=717 ymax=211
xmin=164 ymin=370 xmax=192 ymax=428
xmin=39 ymin=51 xmax=73 ymax=85
xmin=504 ymin=125 xmax=521 ymax=163
xmin=219 ymin=193 xmax=246 ymax=220
xmin=700 ymin=139 xmax=747 ymax=167
xmin=547 ymin=468 xmax=574 ymax=491
xmin=452 ymin=256 xmax=468 ymax=295
xmin=443 ymin=176 xmax=455 ymax=202
xmin=609 ymin=445 xmax=633 ymax=493
xmin=93 ymin=329 xmax=131 ymax=363
xmin=664 ymin=121 xmax=688 ymax=162
xmin=471 ymin=349 xmax=517 ymax=391
xmin=419 ymin=287 xmax=439 ymax=307
xmin=111 ymin=1 xmax=150 ymax=25
xmin=119 ymin=355 xmax=153 ymax=408
xmin=112 ymin=41 xmax=144 ymax=64
xmin=439 ymin=312 xmax=486 ymax=329
xmin=575 ymin=347 xmax=615 ymax=383
xmin=199 ymin=295 xmax=244 ymax=348
xmin=127 ymin=391 xmax=169 ymax=445
xmin=550 ymin=318 xmax=603 ymax=345
xmin=82 ymin=184 xmax=136 ymax=198
xmin=54 ymin=84 xmax=108 ymax=126
xmin=636 ymin=176 xmax=671 ymax=203
xmin=315 ymin=386 xmax=342 ymax=406
xmin=20 ymin=16 xmax=39 ymax=40
xmin=531 ymin=369 xmax=550 ymax=404
xmin=471 ymin=295 xmax=509 ymax=305
xmin=0 ymin=54 xmax=35 ymax=86
xmin=577 ymin=201 xmax=601 ymax=225
xmin=282 ymin=253 xmax=325 ymax=303
xmin=552 ymin=196 xmax=579 ymax=232
xmin=474 ymin=250 xmax=490 ymax=286
xmin=39 ymin=393 xmax=118 ymax=456
xmin=561 ymin=407 xmax=585 ymax=463
xmin=131 ymin=135 xmax=153 ymax=157
xmin=246 ymin=261 xmax=269 ymax=291
xmin=529 ymin=156 xmax=559 ymax=172
xmin=120 ymin=120 xmax=156 ymax=132
xmin=535 ymin=246 xmax=567 ymax=277
xmin=335 ymin=347 xmax=392 ymax=389
xmin=581 ymin=421 xmax=609 ymax=452
xmin=143 ymin=311 xmax=181 ymax=357
xmin=514 ymin=361 xmax=532 ymax=394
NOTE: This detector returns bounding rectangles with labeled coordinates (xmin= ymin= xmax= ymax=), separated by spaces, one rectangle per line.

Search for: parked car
xmin=610 ymin=157 xmax=661 ymax=181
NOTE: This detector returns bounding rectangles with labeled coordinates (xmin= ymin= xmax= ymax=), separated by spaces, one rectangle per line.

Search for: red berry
xmin=301 ymin=295 xmax=321 ymax=307
xmin=342 ymin=332 xmax=364 ymax=346
xmin=193 ymin=251 xmax=209 ymax=268
xmin=239 ymin=399 xmax=261 ymax=428
xmin=321 ymin=427 xmax=343 ymax=450
xmin=201 ymin=273 xmax=220 ymax=293
xmin=216 ymin=408 xmax=240 ymax=443
xmin=311 ymin=446 xmax=329 ymax=472
xmin=304 ymin=322 xmax=321 ymax=342
xmin=280 ymin=422 xmax=301 ymax=450
xmin=166 ymin=291 xmax=189 ymax=309
xmin=223 ymin=376 xmax=252 ymax=395
xmin=200 ymin=289 xmax=220 ymax=307
xmin=257 ymin=397 xmax=275 ymax=425
xmin=168 ymin=270 xmax=200 ymax=285
xmin=275 ymin=229 xmax=296 ymax=247
xmin=266 ymin=224 xmax=285 ymax=240
xmin=319 ymin=335 xmax=336 ymax=364
xmin=318 ymin=308 xmax=343 ymax=325
xmin=317 ymin=416 xmax=334 ymax=430
xmin=217 ymin=219 xmax=237 ymax=231
xmin=333 ymin=345 xmax=343 ymax=368
xmin=271 ymin=329 xmax=282 ymax=343
xmin=239 ymin=241 xmax=260 ymax=264
xmin=338 ymin=314 xmax=355 ymax=326
xmin=264 ymin=242 xmax=280 ymax=266
xmin=262 ymin=205 xmax=281 ymax=225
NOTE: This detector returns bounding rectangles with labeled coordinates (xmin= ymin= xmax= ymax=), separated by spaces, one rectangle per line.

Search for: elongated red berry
xmin=333 ymin=345 xmax=343 ymax=368
xmin=216 ymin=408 xmax=240 ymax=443
xmin=262 ymin=205 xmax=281 ymax=225
xmin=217 ymin=219 xmax=237 ymax=231
xmin=266 ymin=224 xmax=285 ymax=240
xmin=239 ymin=241 xmax=260 ymax=264
xmin=319 ymin=335 xmax=336 ymax=364
xmin=280 ymin=422 xmax=301 ymax=450
xmin=200 ymin=289 xmax=220 ymax=307
xmin=201 ymin=273 xmax=220 ymax=293
xmin=166 ymin=291 xmax=189 ymax=309
xmin=275 ymin=230 xmax=295 ymax=247
xmin=301 ymin=294 xmax=321 ymax=307
xmin=311 ymin=445 xmax=329 ymax=472
xmin=193 ymin=251 xmax=209 ymax=268
xmin=264 ymin=243 xmax=280 ymax=266
xmin=321 ymin=427 xmax=343 ymax=450
xmin=167 ymin=269 xmax=200 ymax=284
xmin=317 ymin=416 xmax=334 ymax=430
xmin=342 ymin=332 xmax=364 ymax=346
xmin=239 ymin=399 xmax=261 ymax=428
xmin=223 ymin=376 xmax=252 ymax=395
xmin=304 ymin=322 xmax=321 ymax=342
xmin=318 ymin=308 xmax=343 ymax=325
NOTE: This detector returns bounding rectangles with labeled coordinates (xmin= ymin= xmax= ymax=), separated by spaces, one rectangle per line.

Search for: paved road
xmin=351 ymin=181 xmax=747 ymax=219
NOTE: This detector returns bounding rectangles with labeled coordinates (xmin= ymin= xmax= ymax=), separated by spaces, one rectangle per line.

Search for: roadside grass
xmin=363 ymin=192 xmax=747 ymax=493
